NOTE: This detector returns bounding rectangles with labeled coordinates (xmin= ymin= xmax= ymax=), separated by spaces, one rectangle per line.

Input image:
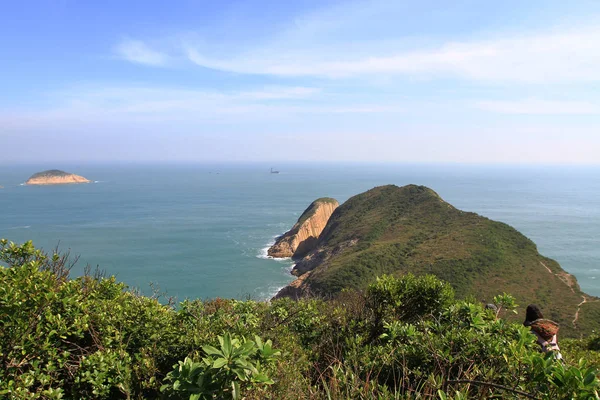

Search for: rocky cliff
xmin=268 ymin=198 xmax=339 ymax=258
xmin=26 ymin=170 xmax=90 ymax=185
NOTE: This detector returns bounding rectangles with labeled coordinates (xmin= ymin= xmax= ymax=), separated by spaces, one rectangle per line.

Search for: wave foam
xmin=256 ymin=233 xmax=293 ymax=260
xmin=6 ymin=225 xmax=31 ymax=230
xmin=256 ymin=246 xmax=273 ymax=260
xmin=256 ymin=245 xmax=292 ymax=261
xmin=253 ymin=234 xmax=298 ymax=299
xmin=257 ymin=264 xmax=297 ymax=300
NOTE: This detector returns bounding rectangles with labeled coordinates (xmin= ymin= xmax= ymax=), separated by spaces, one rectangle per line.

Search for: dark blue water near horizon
xmin=1 ymin=163 xmax=599 ymax=300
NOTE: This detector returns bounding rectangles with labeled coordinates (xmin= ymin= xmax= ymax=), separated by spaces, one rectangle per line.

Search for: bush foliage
xmin=1 ymin=240 xmax=599 ymax=399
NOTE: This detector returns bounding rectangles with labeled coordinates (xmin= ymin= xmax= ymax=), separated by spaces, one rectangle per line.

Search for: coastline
xmin=256 ymin=234 xmax=296 ymax=300
xmin=2 ymin=163 xmax=600 ymax=300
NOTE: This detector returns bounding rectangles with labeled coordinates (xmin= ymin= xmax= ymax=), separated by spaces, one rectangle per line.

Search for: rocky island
xmin=25 ymin=170 xmax=91 ymax=185
xmin=274 ymin=184 xmax=600 ymax=337
xmin=268 ymin=197 xmax=338 ymax=258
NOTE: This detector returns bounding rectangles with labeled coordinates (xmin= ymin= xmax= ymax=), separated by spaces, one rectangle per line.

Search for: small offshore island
xmin=25 ymin=169 xmax=90 ymax=185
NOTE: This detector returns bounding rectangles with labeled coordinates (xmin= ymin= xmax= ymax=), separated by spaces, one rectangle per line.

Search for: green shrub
xmin=365 ymin=273 xmax=455 ymax=340
xmin=2 ymin=239 xmax=599 ymax=399
xmin=73 ymin=349 xmax=132 ymax=399
xmin=160 ymin=333 xmax=280 ymax=399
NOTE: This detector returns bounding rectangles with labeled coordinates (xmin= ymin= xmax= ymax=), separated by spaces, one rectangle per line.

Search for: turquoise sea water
xmin=0 ymin=163 xmax=599 ymax=300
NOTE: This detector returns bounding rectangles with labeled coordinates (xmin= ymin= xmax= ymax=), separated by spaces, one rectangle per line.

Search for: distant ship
xmin=270 ymin=167 xmax=280 ymax=174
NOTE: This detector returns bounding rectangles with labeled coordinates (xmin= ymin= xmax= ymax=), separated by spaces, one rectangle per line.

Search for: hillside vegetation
xmin=28 ymin=170 xmax=74 ymax=179
xmin=2 ymin=240 xmax=600 ymax=399
xmin=283 ymin=185 xmax=600 ymax=338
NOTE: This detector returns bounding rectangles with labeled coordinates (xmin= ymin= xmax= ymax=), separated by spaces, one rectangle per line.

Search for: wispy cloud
xmin=234 ymin=86 xmax=321 ymax=100
xmin=114 ymin=39 xmax=170 ymax=66
xmin=0 ymin=84 xmax=405 ymax=129
xmin=184 ymin=28 xmax=600 ymax=83
xmin=475 ymin=99 xmax=600 ymax=115
xmin=112 ymin=0 xmax=600 ymax=85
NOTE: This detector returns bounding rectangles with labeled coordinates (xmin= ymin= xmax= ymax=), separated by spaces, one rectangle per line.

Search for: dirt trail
xmin=540 ymin=261 xmax=553 ymax=274
xmin=540 ymin=261 xmax=580 ymax=327
xmin=539 ymin=261 xmax=576 ymax=293
xmin=572 ymin=296 xmax=587 ymax=327
xmin=540 ymin=260 xmax=600 ymax=328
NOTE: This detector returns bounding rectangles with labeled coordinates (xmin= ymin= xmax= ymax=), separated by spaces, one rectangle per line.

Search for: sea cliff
xmin=25 ymin=170 xmax=90 ymax=185
xmin=268 ymin=198 xmax=338 ymax=258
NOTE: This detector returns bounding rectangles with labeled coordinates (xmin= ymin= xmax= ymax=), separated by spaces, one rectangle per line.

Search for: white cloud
xmin=184 ymin=27 xmax=600 ymax=83
xmin=115 ymin=39 xmax=170 ymax=66
xmin=113 ymin=0 xmax=600 ymax=84
xmin=475 ymin=99 xmax=600 ymax=115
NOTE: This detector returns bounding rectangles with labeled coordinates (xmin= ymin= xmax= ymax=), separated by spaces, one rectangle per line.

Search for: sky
xmin=1 ymin=0 xmax=600 ymax=164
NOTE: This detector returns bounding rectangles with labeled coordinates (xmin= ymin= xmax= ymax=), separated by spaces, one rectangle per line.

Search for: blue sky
xmin=2 ymin=0 xmax=600 ymax=163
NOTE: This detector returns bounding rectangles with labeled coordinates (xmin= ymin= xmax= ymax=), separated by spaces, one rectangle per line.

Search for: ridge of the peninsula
xmin=274 ymin=184 xmax=600 ymax=337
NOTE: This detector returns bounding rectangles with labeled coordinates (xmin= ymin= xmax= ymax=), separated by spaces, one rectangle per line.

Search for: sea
xmin=0 ymin=163 xmax=599 ymax=301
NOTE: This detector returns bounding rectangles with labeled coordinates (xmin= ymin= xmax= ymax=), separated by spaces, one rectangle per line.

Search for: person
xmin=523 ymin=304 xmax=563 ymax=360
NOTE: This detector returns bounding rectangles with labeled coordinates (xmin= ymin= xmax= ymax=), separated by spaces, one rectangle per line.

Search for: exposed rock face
xmin=26 ymin=170 xmax=91 ymax=185
xmin=268 ymin=198 xmax=339 ymax=258
xmin=291 ymin=238 xmax=359 ymax=277
xmin=273 ymin=272 xmax=313 ymax=300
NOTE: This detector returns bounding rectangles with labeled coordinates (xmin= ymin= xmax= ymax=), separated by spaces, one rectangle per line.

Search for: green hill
xmin=279 ymin=184 xmax=600 ymax=337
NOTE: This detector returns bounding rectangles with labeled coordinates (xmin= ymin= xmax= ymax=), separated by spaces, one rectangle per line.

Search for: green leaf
xmin=212 ymin=358 xmax=228 ymax=369
xmin=253 ymin=373 xmax=274 ymax=384
xmin=232 ymin=367 xmax=249 ymax=381
xmin=232 ymin=381 xmax=241 ymax=400
xmin=234 ymin=359 xmax=252 ymax=369
xmin=221 ymin=334 xmax=232 ymax=358
xmin=584 ymin=372 xmax=597 ymax=386
xmin=194 ymin=373 xmax=205 ymax=387
xmin=202 ymin=345 xmax=222 ymax=357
